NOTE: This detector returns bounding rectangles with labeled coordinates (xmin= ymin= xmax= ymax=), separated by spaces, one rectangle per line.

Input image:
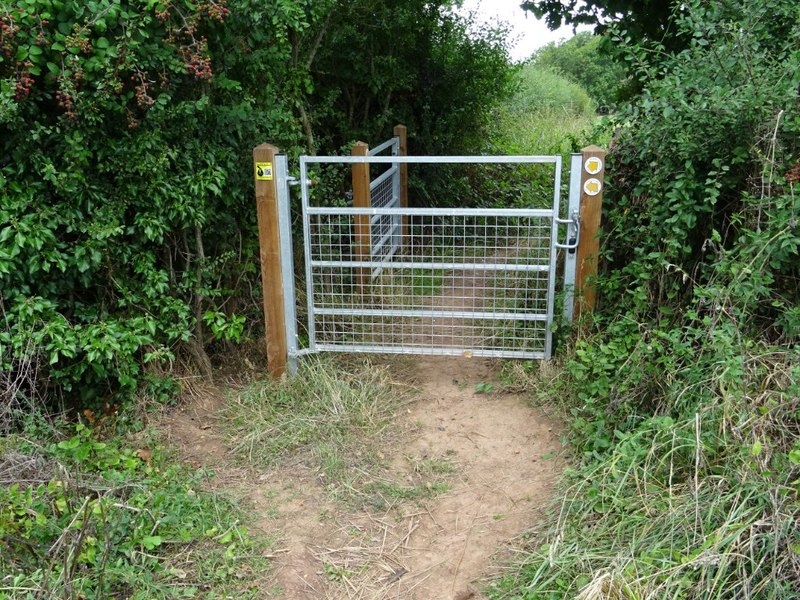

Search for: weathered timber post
xmin=393 ymin=124 xmax=409 ymax=248
xmin=573 ymin=145 xmax=606 ymax=319
xmin=253 ymin=143 xmax=287 ymax=377
xmin=351 ymin=141 xmax=372 ymax=289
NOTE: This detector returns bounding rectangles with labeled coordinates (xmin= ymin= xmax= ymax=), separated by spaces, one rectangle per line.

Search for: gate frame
xmin=254 ymin=142 xmax=605 ymax=377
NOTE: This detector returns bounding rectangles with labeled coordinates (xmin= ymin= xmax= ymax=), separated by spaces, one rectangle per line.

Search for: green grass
xmin=489 ymin=64 xmax=600 ymax=157
xmin=494 ymin=106 xmax=599 ymax=156
xmin=0 ymin=419 xmax=269 ymax=599
xmin=487 ymin=346 xmax=799 ymax=600
xmin=223 ymin=358 xmax=405 ymax=469
xmin=410 ymin=268 xmax=445 ymax=296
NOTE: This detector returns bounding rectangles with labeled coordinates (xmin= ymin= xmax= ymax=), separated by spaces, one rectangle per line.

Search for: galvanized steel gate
xmin=269 ymin=145 xmax=591 ymax=373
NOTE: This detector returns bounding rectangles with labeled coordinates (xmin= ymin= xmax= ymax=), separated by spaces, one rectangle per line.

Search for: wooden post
xmin=393 ymin=124 xmax=409 ymax=249
xmin=253 ymin=143 xmax=287 ymax=377
xmin=351 ymin=141 xmax=371 ymax=288
xmin=574 ymin=145 xmax=606 ymax=319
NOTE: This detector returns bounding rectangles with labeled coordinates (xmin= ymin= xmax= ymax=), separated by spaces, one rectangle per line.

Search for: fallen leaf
xmin=136 ymin=448 xmax=152 ymax=462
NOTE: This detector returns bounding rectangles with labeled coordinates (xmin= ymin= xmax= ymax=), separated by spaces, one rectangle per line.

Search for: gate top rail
xmin=368 ymin=137 xmax=399 ymax=156
xmin=301 ymin=155 xmax=562 ymax=165
xmin=305 ymin=206 xmax=555 ymax=217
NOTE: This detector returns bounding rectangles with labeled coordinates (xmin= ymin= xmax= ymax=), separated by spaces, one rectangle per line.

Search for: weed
xmin=0 ymin=421 xmax=269 ymax=598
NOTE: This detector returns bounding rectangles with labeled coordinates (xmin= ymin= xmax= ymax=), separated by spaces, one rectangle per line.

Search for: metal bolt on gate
xmin=254 ymin=128 xmax=605 ymax=377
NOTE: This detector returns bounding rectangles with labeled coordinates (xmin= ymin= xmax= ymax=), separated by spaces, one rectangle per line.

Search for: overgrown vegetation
xmin=0 ymin=417 xmax=266 ymax=598
xmin=0 ymin=0 xmax=513 ymax=405
xmin=4 ymin=0 xmax=799 ymax=597
xmin=488 ymin=61 xmax=597 ymax=156
xmin=491 ymin=0 xmax=800 ymax=597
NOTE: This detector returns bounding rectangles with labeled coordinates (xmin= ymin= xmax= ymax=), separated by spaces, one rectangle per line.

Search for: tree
xmin=521 ymin=0 xmax=686 ymax=51
xmin=306 ymin=0 xmax=515 ymax=154
xmin=0 ymin=0 xmax=516 ymax=405
xmin=531 ymin=32 xmax=626 ymax=108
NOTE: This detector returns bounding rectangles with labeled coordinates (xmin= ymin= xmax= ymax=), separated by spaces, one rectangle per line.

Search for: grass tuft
xmin=223 ymin=357 xmax=449 ymax=508
xmin=489 ymin=348 xmax=800 ymax=599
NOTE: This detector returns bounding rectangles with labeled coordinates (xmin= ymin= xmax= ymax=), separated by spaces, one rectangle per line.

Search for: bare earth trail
xmin=165 ymin=356 xmax=563 ymax=599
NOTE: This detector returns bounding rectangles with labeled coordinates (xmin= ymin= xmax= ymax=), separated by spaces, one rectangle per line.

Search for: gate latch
xmin=287 ymin=176 xmax=317 ymax=187
xmin=554 ymin=210 xmax=580 ymax=253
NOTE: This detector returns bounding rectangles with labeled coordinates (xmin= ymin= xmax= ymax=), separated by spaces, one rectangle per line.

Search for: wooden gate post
xmin=352 ymin=141 xmax=371 ymax=289
xmin=393 ymin=124 xmax=409 ymax=248
xmin=253 ymin=143 xmax=287 ymax=377
xmin=574 ymin=145 xmax=607 ymax=319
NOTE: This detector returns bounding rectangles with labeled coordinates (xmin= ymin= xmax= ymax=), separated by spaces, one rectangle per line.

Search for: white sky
xmin=458 ymin=0 xmax=592 ymax=62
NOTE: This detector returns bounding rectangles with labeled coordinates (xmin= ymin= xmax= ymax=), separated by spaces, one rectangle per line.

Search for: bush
xmin=490 ymin=1 xmax=800 ymax=597
xmin=0 ymin=0 xmax=517 ymax=406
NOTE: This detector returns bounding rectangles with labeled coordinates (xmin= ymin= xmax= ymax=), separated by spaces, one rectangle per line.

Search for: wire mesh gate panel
xmin=291 ymin=155 xmax=579 ymax=361
xmin=366 ymin=137 xmax=402 ymax=275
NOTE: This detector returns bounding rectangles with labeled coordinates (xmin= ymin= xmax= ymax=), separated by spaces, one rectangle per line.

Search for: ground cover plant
xmin=490 ymin=0 xmax=800 ymax=598
xmin=0 ymin=414 xmax=267 ymax=599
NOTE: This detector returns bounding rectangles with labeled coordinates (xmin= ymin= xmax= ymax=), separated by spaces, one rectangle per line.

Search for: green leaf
xmin=141 ymin=535 xmax=163 ymax=550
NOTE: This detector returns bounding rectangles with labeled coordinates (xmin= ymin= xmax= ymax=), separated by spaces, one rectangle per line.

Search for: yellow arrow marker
xmin=585 ymin=157 xmax=603 ymax=175
xmin=584 ymin=178 xmax=602 ymax=196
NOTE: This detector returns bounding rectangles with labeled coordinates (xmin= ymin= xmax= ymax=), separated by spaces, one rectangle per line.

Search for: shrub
xmin=490 ymin=1 xmax=800 ymax=597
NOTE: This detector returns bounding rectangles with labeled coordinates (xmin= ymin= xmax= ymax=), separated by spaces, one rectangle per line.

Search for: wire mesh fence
xmin=298 ymin=155 xmax=563 ymax=359
xmin=306 ymin=209 xmax=553 ymax=357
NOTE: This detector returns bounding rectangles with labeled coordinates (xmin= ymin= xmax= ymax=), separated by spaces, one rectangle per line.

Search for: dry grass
xmin=221 ymin=357 xmax=428 ymax=507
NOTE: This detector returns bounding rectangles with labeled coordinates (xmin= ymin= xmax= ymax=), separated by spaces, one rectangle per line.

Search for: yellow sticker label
xmin=255 ymin=162 xmax=273 ymax=181
xmin=584 ymin=178 xmax=602 ymax=196
xmin=584 ymin=157 xmax=603 ymax=175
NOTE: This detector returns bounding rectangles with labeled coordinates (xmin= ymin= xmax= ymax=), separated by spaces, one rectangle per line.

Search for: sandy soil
xmin=164 ymin=356 xmax=563 ymax=599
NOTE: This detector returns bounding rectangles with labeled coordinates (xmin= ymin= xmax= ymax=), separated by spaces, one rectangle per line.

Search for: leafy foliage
xmin=492 ymin=0 xmax=800 ymax=597
xmin=530 ymin=32 xmax=626 ymax=109
xmin=0 ymin=0 xmax=327 ymax=404
xmin=0 ymin=423 xmax=266 ymax=598
xmin=0 ymin=0 xmax=516 ymax=405
xmin=521 ymin=0 xmax=686 ymax=51
xmin=307 ymin=0 xmax=514 ymax=154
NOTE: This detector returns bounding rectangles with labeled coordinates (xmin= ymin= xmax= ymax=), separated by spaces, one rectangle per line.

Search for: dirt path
xmin=164 ymin=357 xmax=563 ymax=599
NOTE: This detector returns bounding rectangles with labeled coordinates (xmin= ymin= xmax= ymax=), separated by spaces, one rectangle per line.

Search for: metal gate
xmin=271 ymin=148 xmax=590 ymax=372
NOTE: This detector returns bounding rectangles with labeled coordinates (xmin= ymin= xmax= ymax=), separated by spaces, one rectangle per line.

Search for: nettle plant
xmin=0 ymin=0 xmax=325 ymax=404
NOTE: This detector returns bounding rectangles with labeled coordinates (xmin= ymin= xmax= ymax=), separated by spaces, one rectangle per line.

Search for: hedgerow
xmin=0 ymin=0 xmax=514 ymax=406
xmin=491 ymin=0 xmax=800 ymax=597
